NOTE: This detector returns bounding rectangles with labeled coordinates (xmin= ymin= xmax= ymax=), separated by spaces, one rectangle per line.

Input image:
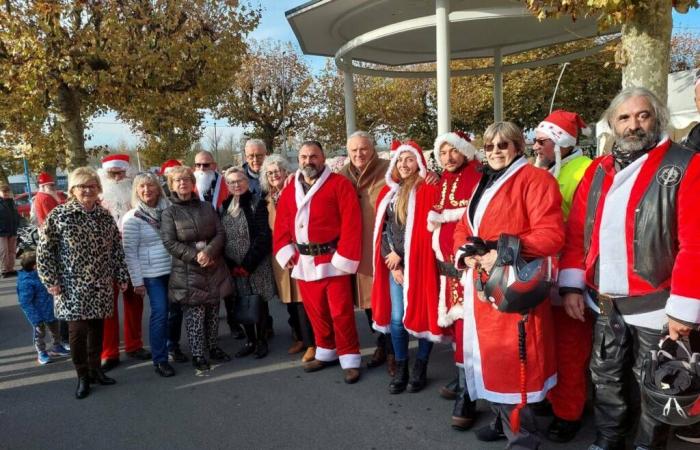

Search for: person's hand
xmin=462 ymin=255 xmax=480 ymax=270
xmin=478 ymin=249 xmax=498 ymax=274
xmin=196 ymin=251 xmax=213 ymax=267
xmin=563 ymin=292 xmax=586 ymax=322
xmin=119 ymin=282 xmax=128 ymax=293
xmin=391 ymin=269 xmax=404 ymax=285
xmin=668 ymin=318 xmax=694 ymax=340
xmin=48 ymin=285 xmax=61 ymax=296
xmin=384 ymin=251 xmax=402 ymax=271
xmin=283 ymin=173 xmax=295 ymax=188
xmin=425 ymin=171 xmax=440 ymax=185
xmin=459 ymin=236 xmax=491 ymax=257
xmin=285 ymin=261 xmax=294 ymax=270
xmin=133 ymin=285 xmax=146 ymax=297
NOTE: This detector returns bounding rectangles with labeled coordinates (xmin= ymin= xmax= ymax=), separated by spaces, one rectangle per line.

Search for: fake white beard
xmin=100 ymin=176 xmax=133 ymax=220
xmin=533 ymin=154 xmax=552 ymax=169
xmin=194 ymin=170 xmax=216 ymax=199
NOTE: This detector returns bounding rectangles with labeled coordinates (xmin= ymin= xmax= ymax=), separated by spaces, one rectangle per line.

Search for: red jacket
xmin=273 ymin=168 xmax=362 ymax=282
xmin=34 ymin=191 xmax=66 ymax=227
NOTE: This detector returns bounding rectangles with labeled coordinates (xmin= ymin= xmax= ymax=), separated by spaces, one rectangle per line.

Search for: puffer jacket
xmin=0 ymin=197 xmax=21 ymax=237
xmin=161 ymin=195 xmax=233 ymax=306
xmin=121 ymin=203 xmax=172 ymax=287
xmin=17 ymin=269 xmax=56 ymax=326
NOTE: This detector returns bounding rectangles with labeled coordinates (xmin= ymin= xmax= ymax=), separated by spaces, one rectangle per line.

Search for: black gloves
xmin=459 ymin=236 xmax=496 ymax=257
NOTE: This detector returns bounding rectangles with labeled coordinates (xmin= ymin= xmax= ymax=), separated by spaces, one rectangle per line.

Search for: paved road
xmin=0 ymin=273 xmax=693 ymax=449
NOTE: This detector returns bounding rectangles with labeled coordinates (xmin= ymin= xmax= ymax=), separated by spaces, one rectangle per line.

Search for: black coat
xmin=220 ymin=191 xmax=271 ymax=273
xmin=0 ymin=197 xmax=21 ymax=237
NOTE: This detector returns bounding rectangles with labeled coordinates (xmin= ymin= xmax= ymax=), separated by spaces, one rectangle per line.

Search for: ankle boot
xmin=451 ymin=390 xmax=477 ymax=430
xmin=75 ymin=376 xmax=90 ymax=399
xmin=88 ymin=368 xmax=116 ymax=385
xmin=389 ymin=359 xmax=409 ymax=394
xmin=254 ymin=340 xmax=269 ymax=359
xmin=407 ymin=358 xmax=428 ymax=393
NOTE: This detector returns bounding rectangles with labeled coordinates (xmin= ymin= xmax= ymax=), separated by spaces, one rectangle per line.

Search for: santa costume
xmin=273 ymin=164 xmax=363 ymax=370
xmin=33 ymin=172 xmax=66 ymax=227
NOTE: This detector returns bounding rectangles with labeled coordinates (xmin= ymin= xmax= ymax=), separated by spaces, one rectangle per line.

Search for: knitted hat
xmin=433 ymin=130 xmax=477 ymax=166
xmin=101 ymin=154 xmax=130 ymax=171
xmin=386 ymin=139 xmax=428 ymax=188
xmin=536 ymin=110 xmax=590 ymax=177
xmin=37 ymin=172 xmax=54 ymax=185
xmin=159 ymin=159 xmax=182 ymax=176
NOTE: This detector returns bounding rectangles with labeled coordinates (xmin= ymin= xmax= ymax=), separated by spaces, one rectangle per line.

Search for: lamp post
xmin=281 ymin=51 xmax=287 ymax=155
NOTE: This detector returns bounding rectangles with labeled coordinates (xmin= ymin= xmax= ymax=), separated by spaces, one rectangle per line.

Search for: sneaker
xmin=48 ymin=343 xmax=70 ymax=357
xmin=475 ymin=417 xmax=506 ymax=442
xmin=192 ymin=356 xmax=210 ymax=371
xmin=169 ymin=347 xmax=188 ymax=363
xmin=37 ymin=351 xmax=52 ymax=365
xmin=676 ymin=424 xmax=700 ymax=443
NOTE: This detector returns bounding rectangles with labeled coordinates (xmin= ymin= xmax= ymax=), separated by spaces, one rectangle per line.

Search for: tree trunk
xmin=620 ymin=0 xmax=672 ymax=102
xmin=55 ymin=83 xmax=87 ymax=169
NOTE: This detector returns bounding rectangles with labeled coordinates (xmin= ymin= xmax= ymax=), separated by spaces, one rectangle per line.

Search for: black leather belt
xmin=295 ymin=239 xmax=338 ymax=256
xmin=589 ymin=289 xmax=669 ymax=316
xmin=437 ymin=260 xmax=462 ymax=279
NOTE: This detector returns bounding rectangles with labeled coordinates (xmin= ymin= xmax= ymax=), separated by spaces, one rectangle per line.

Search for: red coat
xmin=273 ymin=167 xmax=362 ymax=282
xmin=34 ymin=191 xmax=66 ymax=227
xmin=427 ymin=160 xmax=481 ymax=327
xmin=559 ymin=137 xmax=700 ymax=328
xmin=453 ymin=157 xmax=564 ymax=404
xmin=371 ymin=181 xmax=446 ymax=342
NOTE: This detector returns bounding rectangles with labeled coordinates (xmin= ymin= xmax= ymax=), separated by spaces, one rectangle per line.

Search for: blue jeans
xmin=389 ymin=274 xmax=433 ymax=361
xmin=143 ymin=275 xmax=169 ymax=364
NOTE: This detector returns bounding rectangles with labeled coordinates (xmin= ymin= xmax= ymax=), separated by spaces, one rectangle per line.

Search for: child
xmin=16 ymin=251 xmax=69 ymax=364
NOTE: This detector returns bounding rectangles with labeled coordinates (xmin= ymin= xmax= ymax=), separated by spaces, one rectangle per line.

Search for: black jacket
xmin=220 ymin=191 xmax=271 ymax=273
xmin=0 ymin=197 xmax=21 ymax=237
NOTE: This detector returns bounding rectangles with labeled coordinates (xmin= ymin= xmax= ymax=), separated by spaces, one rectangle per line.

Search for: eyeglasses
xmin=266 ymin=170 xmax=282 ymax=177
xmin=75 ymin=184 xmax=99 ymax=191
xmin=172 ymin=178 xmax=191 ymax=184
xmin=226 ymin=179 xmax=247 ymax=185
xmin=246 ymin=154 xmax=265 ymax=161
xmin=533 ymin=138 xmax=552 ymax=146
xmin=194 ymin=163 xmax=211 ymax=168
xmin=484 ymin=141 xmax=511 ymax=152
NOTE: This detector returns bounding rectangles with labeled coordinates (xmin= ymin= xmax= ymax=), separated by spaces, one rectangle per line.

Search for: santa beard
xmin=533 ymin=154 xmax=553 ymax=169
xmin=194 ymin=170 xmax=216 ymax=198
xmin=100 ymin=174 xmax=133 ymax=222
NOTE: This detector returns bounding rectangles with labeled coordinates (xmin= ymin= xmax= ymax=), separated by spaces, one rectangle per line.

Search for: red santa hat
xmin=101 ymin=154 xmax=130 ymax=172
xmin=159 ymin=159 xmax=182 ymax=176
xmin=536 ymin=110 xmax=590 ymax=177
xmin=386 ymin=139 xmax=428 ymax=188
xmin=433 ymin=130 xmax=476 ymax=166
xmin=37 ymin=172 xmax=54 ymax=185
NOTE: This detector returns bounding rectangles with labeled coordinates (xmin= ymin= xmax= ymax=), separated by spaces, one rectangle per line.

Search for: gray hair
xmin=602 ymin=86 xmax=669 ymax=136
xmin=260 ymin=154 xmax=292 ymax=193
xmin=223 ymin=166 xmax=247 ymax=180
xmin=244 ymin=139 xmax=267 ymax=153
xmin=131 ymin=172 xmax=166 ymax=208
xmin=347 ymin=130 xmax=375 ymax=146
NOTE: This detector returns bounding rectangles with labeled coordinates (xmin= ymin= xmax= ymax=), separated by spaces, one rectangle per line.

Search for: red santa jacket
xmin=427 ymin=160 xmax=481 ymax=327
xmin=273 ymin=167 xmax=362 ymax=282
xmin=453 ymin=157 xmax=564 ymax=403
xmin=559 ymin=137 xmax=700 ymax=328
xmin=34 ymin=191 xmax=66 ymax=227
xmin=371 ymin=181 xmax=445 ymax=342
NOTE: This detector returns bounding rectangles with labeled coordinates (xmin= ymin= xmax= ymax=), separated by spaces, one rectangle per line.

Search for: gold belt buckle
xmin=309 ymin=243 xmax=321 ymax=256
xmin=598 ymin=293 xmax=613 ymax=316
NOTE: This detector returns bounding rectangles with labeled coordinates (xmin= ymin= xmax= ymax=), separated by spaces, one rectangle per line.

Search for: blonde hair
xmin=390 ymin=156 xmax=423 ymax=226
xmin=131 ymin=172 xmax=165 ymax=207
xmin=166 ymin=166 xmax=195 ymax=192
xmin=483 ymin=121 xmax=526 ymax=154
xmin=67 ymin=167 xmax=102 ymax=199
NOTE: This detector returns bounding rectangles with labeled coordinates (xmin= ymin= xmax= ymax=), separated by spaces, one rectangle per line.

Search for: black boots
xmin=547 ymin=416 xmax=582 ymax=443
xmin=75 ymin=376 xmax=90 ymax=399
xmin=209 ymin=347 xmax=231 ymax=362
xmin=88 ymin=368 xmax=116 ymax=385
xmin=389 ymin=359 xmax=410 ymax=394
xmin=254 ymin=340 xmax=268 ymax=359
xmin=407 ymin=358 xmax=428 ymax=393
xmin=451 ymin=390 xmax=477 ymax=430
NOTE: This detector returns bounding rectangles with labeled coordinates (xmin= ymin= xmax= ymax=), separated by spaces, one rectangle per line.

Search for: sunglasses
xmin=533 ymin=138 xmax=552 ymax=146
xmin=194 ymin=163 xmax=211 ymax=168
xmin=484 ymin=141 xmax=511 ymax=152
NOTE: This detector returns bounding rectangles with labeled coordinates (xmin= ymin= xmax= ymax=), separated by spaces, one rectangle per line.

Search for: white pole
xmin=549 ymin=62 xmax=570 ymax=114
xmin=343 ymin=68 xmax=357 ymax=138
xmin=494 ymin=47 xmax=503 ymax=122
xmin=436 ymin=0 xmax=451 ymax=135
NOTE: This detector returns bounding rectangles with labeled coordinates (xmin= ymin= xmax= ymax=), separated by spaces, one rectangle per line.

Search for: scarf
xmin=136 ymin=197 xmax=169 ymax=227
xmin=469 ymin=154 xmax=524 ymax=222
xmin=611 ymin=145 xmax=649 ymax=170
xmin=226 ymin=195 xmax=241 ymax=217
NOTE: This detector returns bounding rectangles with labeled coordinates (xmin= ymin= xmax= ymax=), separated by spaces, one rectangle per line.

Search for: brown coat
xmin=339 ymin=155 xmax=389 ymax=309
xmin=266 ymin=192 xmax=302 ymax=303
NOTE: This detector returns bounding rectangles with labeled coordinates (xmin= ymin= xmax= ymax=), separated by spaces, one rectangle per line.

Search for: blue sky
xmin=88 ymin=1 xmax=700 ymax=149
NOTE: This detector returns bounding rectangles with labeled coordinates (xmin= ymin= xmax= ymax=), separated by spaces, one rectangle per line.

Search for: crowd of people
xmin=3 ymin=83 xmax=700 ymax=450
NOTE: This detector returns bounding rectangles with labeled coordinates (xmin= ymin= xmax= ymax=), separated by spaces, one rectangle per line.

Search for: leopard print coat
xmin=37 ymin=198 xmax=129 ymax=320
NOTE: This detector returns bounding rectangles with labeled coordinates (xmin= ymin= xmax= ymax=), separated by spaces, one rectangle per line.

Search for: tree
xmin=670 ymin=31 xmax=700 ymax=72
xmin=0 ymin=1 xmax=259 ymax=169
xmin=218 ymin=40 xmax=313 ymax=153
xmin=524 ymin=0 xmax=699 ymax=101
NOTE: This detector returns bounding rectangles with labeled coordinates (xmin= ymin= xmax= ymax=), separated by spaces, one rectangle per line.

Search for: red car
xmin=14 ymin=192 xmax=36 ymax=219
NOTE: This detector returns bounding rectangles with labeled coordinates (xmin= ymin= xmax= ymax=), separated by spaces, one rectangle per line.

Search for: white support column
xmin=493 ymin=47 xmax=503 ymax=122
xmin=343 ymin=68 xmax=357 ymax=138
xmin=436 ymin=0 xmax=451 ymax=135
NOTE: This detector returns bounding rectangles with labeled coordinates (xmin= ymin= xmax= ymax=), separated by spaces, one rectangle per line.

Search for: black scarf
xmin=469 ymin=155 xmax=523 ymax=222
xmin=611 ymin=145 xmax=649 ymax=170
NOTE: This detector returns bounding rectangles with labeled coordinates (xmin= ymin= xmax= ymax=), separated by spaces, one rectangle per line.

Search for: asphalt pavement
xmin=0 ymin=272 xmax=694 ymax=449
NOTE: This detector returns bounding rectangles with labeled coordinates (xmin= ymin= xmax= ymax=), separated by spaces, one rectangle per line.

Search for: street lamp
xmin=281 ymin=51 xmax=287 ymax=155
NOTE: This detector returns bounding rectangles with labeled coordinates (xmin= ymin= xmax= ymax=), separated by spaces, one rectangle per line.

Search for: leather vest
xmin=583 ymin=143 xmax=695 ymax=287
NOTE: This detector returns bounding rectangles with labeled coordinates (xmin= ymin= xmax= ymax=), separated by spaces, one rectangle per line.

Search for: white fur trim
xmin=454 ymin=249 xmax=469 ymax=270
xmin=339 ymin=353 xmax=362 ymax=369
xmin=102 ymin=159 xmax=130 ymax=171
xmin=472 ymin=157 xmax=527 ymax=234
xmin=405 ymin=327 xmax=448 ymax=343
xmin=427 ymin=207 xmax=467 ymax=231
xmin=331 ymin=251 xmax=359 ymax=274
xmin=433 ymin=133 xmax=477 ymax=167
xmin=275 ymin=244 xmax=296 ymax=268
xmin=291 ymin=258 xmax=351 ymax=282
xmin=314 ymin=346 xmax=338 ymax=362
xmin=372 ymin=322 xmax=391 ymax=334
xmin=372 ymin=187 xmax=396 ymax=273
xmin=537 ymin=121 xmax=577 ymax=148
xmin=557 ymin=268 xmax=586 ymax=289
xmin=666 ymin=293 xmax=700 ymax=325
xmin=622 ymin=308 xmax=667 ymax=330
xmin=385 ymin=146 xmax=427 ymax=189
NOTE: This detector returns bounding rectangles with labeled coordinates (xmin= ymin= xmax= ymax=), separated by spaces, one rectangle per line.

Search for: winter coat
xmin=121 ymin=203 xmax=172 ymax=287
xmin=220 ymin=191 xmax=271 ymax=273
xmin=266 ymin=190 xmax=303 ymax=303
xmin=243 ymin=163 xmax=262 ymax=197
xmin=161 ymin=195 xmax=233 ymax=306
xmin=0 ymin=197 xmax=21 ymax=237
xmin=37 ymin=199 xmax=130 ymax=320
xmin=17 ymin=269 xmax=56 ymax=326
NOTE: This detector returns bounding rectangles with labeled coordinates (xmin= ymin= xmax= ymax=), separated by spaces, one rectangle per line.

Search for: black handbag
xmin=232 ymin=278 xmax=263 ymax=325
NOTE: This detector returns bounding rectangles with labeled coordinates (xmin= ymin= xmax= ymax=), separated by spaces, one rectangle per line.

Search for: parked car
xmin=14 ymin=192 xmax=36 ymax=219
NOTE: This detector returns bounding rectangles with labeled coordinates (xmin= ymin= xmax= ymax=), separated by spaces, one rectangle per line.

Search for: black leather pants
xmin=590 ymin=312 xmax=670 ymax=449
